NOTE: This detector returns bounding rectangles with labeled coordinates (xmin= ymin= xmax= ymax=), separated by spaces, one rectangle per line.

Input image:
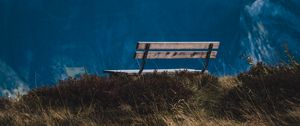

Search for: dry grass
xmin=0 ymin=62 xmax=300 ymax=126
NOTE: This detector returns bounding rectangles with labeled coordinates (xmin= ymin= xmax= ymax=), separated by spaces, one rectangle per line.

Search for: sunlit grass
xmin=0 ymin=62 xmax=299 ymax=125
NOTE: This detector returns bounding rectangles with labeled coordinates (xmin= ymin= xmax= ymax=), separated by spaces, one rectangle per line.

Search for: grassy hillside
xmin=0 ymin=62 xmax=300 ymax=126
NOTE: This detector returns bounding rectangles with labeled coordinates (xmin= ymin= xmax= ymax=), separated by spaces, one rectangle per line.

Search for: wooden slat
xmin=136 ymin=42 xmax=220 ymax=50
xmin=135 ymin=51 xmax=217 ymax=59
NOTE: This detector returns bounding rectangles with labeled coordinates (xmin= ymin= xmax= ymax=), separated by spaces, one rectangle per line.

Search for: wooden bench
xmin=104 ymin=41 xmax=220 ymax=75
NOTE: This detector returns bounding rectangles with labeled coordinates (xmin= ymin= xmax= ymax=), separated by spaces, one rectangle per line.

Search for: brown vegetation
xmin=0 ymin=62 xmax=300 ymax=126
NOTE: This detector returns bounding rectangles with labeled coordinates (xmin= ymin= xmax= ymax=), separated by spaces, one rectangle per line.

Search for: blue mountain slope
xmin=0 ymin=0 xmax=299 ymax=91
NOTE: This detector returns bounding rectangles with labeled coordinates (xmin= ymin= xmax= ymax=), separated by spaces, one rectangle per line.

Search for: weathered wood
xmin=104 ymin=41 xmax=221 ymax=75
xmin=135 ymin=51 xmax=217 ymax=59
xmin=136 ymin=42 xmax=220 ymax=50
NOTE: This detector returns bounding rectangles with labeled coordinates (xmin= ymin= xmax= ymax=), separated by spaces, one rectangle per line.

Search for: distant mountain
xmin=0 ymin=61 xmax=29 ymax=97
xmin=0 ymin=0 xmax=299 ymax=91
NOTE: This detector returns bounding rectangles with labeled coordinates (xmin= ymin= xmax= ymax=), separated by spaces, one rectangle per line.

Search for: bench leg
xmin=138 ymin=44 xmax=150 ymax=75
xmin=202 ymin=43 xmax=213 ymax=74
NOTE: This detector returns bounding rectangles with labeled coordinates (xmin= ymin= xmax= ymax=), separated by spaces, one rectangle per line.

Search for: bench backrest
xmin=134 ymin=42 xmax=220 ymax=59
xmin=134 ymin=41 xmax=220 ymax=74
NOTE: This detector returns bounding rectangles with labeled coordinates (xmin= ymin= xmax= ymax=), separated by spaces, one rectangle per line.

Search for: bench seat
xmin=104 ymin=69 xmax=205 ymax=75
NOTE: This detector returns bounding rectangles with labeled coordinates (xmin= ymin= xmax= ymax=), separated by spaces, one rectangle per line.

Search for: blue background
xmin=0 ymin=0 xmax=299 ymax=89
